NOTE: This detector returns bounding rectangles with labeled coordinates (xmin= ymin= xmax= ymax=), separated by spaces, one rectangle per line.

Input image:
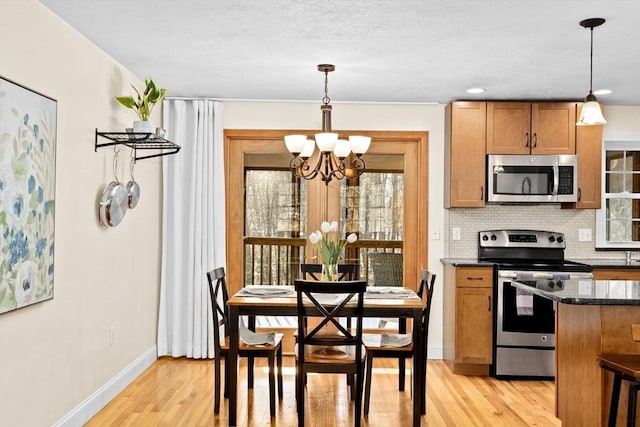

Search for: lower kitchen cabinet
xmin=593 ymin=268 xmax=640 ymax=280
xmin=443 ymin=264 xmax=494 ymax=375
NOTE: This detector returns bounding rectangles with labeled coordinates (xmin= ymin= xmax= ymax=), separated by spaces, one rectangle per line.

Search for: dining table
xmin=226 ymin=284 xmax=425 ymax=426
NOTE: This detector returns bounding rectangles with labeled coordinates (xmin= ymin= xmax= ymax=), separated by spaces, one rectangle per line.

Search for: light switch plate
xmin=578 ymin=228 xmax=592 ymax=242
xmin=452 ymin=227 xmax=461 ymax=241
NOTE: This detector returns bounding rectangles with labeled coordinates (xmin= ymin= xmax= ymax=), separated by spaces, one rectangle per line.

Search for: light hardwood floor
xmin=86 ymin=356 xmax=561 ymax=426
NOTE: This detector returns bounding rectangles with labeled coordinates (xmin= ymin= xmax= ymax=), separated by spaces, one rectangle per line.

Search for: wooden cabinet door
xmin=573 ymin=123 xmax=603 ymax=209
xmin=593 ymin=269 xmax=640 ymax=280
xmin=531 ymin=102 xmax=576 ymax=154
xmin=455 ymin=287 xmax=493 ymax=364
xmin=445 ymin=102 xmax=486 ymax=207
xmin=486 ymin=102 xmax=531 ymax=154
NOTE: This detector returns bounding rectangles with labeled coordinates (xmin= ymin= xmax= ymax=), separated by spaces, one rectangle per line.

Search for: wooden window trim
xmin=224 ymin=129 xmax=429 ymax=295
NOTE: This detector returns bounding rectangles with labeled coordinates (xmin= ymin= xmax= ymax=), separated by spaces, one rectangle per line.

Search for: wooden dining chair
xmin=368 ymin=252 xmax=404 ymax=328
xmin=300 ymin=263 xmax=359 ymax=281
xmin=598 ymin=324 xmax=640 ymax=427
xmin=206 ymin=267 xmax=284 ymax=417
xmin=363 ymin=269 xmax=436 ymax=416
xmin=294 ymin=279 xmax=367 ymax=427
xmin=300 ymin=262 xmax=359 ymax=338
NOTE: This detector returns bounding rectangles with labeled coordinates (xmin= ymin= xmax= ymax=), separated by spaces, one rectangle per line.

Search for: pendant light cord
xmin=589 ymin=26 xmax=594 ymax=95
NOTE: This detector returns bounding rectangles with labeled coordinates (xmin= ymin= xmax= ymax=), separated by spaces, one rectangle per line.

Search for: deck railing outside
xmin=243 ymin=236 xmax=403 ymax=286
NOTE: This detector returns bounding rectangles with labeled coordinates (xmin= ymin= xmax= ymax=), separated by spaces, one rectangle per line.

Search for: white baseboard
xmin=53 ymin=345 xmax=157 ymax=427
xmin=427 ymin=344 xmax=443 ymax=359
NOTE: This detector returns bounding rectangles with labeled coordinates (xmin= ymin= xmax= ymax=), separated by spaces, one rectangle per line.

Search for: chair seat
xmin=220 ymin=332 xmax=284 ymax=352
xmin=599 ymin=353 xmax=640 ymax=379
xmin=363 ymin=333 xmax=413 ymax=351
xmin=296 ymin=344 xmax=367 ymax=363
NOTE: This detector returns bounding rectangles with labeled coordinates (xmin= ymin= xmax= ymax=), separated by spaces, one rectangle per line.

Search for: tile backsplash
xmin=445 ymin=205 xmax=625 ymax=260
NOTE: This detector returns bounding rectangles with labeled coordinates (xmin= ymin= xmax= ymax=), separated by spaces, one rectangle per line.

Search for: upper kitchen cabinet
xmin=445 ymin=101 xmax=486 ymax=208
xmin=487 ymin=102 xmax=576 ymax=155
xmin=562 ymin=107 xmax=603 ymax=209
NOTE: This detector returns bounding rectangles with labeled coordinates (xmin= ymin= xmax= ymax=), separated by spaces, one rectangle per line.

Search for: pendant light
xmin=576 ymin=18 xmax=607 ymax=126
xmin=284 ymin=64 xmax=371 ymax=185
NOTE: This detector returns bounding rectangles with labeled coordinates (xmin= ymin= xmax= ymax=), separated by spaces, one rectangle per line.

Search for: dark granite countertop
xmin=512 ymin=279 xmax=640 ymax=305
xmin=440 ymin=258 xmax=495 ymax=267
xmin=441 ymin=257 xmax=640 ymax=269
xmin=574 ymin=259 xmax=640 ymax=269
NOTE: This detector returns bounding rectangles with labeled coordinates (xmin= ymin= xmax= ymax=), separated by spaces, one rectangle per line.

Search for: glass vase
xmin=322 ymin=263 xmax=338 ymax=281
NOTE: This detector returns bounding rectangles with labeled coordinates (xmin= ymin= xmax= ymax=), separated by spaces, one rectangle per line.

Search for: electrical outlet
xmin=578 ymin=228 xmax=592 ymax=242
xmin=109 ymin=326 xmax=115 ymax=346
xmin=452 ymin=227 xmax=461 ymax=241
xmin=432 ymin=229 xmax=440 ymax=240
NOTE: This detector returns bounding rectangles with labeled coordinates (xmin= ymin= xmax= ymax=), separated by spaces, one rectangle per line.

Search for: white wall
xmin=223 ymin=101 xmax=447 ymax=357
xmin=0 ymin=2 xmax=162 ymax=426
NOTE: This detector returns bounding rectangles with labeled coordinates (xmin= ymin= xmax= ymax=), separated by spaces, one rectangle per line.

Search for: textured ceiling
xmin=40 ymin=0 xmax=640 ymax=105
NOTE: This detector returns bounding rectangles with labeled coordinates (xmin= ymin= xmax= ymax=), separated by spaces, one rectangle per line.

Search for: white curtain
xmin=157 ymin=99 xmax=225 ymax=358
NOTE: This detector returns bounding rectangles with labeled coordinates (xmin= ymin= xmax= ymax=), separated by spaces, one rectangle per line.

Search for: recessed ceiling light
xmin=466 ymin=88 xmax=486 ymax=94
xmin=593 ymin=89 xmax=612 ymax=95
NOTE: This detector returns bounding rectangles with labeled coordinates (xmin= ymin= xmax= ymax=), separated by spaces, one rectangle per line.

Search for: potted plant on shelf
xmin=115 ymin=77 xmax=167 ymax=134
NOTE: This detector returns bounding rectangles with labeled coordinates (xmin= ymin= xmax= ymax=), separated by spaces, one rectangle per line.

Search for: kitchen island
xmin=512 ymin=279 xmax=640 ymax=426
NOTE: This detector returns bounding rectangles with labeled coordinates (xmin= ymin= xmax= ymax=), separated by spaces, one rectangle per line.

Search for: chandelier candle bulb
xmin=284 ymin=134 xmax=307 ymax=154
xmin=334 ymin=139 xmax=351 ymax=158
xmin=300 ymin=139 xmax=315 ymax=158
xmin=349 ymin=135 xmax=372 ymax=154
xmin=315 ymin=132 xmax=339 ymax=152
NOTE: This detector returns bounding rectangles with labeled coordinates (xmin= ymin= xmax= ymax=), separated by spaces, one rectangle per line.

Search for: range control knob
xmin=482 ymin=234 xmax=489 ymax=241
xmin=557 ymin=235 xmax=564 ymax=244
xmin=549 ymin=235 xmax=556 ymax=243
xmin=490 ymin=234 xmax=497 ymax=241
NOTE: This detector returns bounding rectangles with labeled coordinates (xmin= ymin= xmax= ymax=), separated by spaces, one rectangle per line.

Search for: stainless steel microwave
xmin=487 ymin=154 xmax=578 ymax=203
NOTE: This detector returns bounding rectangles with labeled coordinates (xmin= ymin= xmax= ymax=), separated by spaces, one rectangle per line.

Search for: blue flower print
xmin=33 ymin=124 xmax=39 ymax=138
xmin=8 ymin=230 xmax=29 ymax=270
xmin=39 ymin=139 xmax=44 ymax=151
xmin=28 ymin=175 xmax=35 ymax=193
xmin=23 ymin=114 xmax=29 ymax=125
xmin=12 ymin=194 xmax=24 ymax=218
xmin=37 ymin=186 xmax=43 ymax=203
xmin=35 ymin=237 xmax=46 ymax=258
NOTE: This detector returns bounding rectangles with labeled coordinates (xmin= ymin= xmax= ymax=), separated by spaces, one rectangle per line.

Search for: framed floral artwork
xmin=0 ymin=76 xmax=56 ymax=314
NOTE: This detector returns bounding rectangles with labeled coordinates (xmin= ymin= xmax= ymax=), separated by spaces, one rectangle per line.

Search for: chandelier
xmin=576 ymin=18 xmax=607 ymax=126
xmin=284 ymin=64 xmax=371 ymax=185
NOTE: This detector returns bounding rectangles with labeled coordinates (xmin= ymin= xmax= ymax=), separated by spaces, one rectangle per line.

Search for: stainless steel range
xmin=478 ymin=229 xmax=592 ymax=379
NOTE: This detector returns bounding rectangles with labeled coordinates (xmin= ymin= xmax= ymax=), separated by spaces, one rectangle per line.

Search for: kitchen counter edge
xmin=440 ymin=258 xmax=495 ymax=267
xmin=441 ymin=258 xmax=640 ymax=269
xmin=512 ymin=280 xmax=640 ymax=305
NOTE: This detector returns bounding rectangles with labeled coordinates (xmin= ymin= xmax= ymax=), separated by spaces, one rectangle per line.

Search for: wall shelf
xmin=95 ymin=129 xmax=181 ymax=161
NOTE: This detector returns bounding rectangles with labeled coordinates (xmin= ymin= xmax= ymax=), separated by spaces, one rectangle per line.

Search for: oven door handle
xmin=499 ymin=271 xmax=554 ymax=280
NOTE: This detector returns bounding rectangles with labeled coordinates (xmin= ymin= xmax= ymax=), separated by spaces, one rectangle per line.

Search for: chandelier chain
xmin=322 ymin=70 xmax=331 ymax=105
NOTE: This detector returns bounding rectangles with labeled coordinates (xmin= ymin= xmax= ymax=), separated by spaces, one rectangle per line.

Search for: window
xmin=341 ymin=171 xmax=404 ymax=240
xmin=596 ymin=140 xmax=640 ymax=248
xmin=245 ymin=169 xmax=306 ymax=237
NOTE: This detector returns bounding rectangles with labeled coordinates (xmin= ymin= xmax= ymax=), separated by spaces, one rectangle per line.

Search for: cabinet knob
xmin=525 ymin=132 xmax=530 ymax=148
xmin=533 ymin=133 xmax=538 ymax=147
